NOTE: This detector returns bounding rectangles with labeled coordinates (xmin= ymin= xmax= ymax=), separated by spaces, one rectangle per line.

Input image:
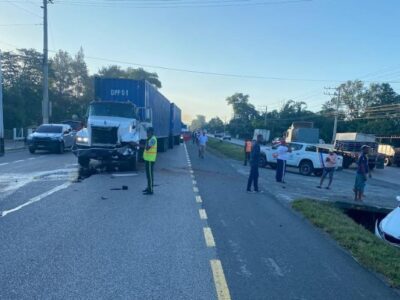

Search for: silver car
xmin=27 ymin=124 xmax=75 ymax=154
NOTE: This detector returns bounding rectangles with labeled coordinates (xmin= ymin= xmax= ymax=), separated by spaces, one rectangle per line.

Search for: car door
xmin=63 ymin=125 xmax=74 ymax=148
xmin=286 ymin=143 xmax=304 ymax=166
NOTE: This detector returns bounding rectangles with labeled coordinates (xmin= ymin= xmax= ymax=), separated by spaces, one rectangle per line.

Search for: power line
xmin=3 ymin=0 xmax=42 ymax=17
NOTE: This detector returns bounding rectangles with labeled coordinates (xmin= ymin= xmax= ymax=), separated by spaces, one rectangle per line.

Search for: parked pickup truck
xmin=260 ymin=142 xmax=343 ymax=176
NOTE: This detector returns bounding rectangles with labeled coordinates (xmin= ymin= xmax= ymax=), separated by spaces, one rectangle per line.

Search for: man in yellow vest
xmin=142 ymin=127 xmax=157 ymax=195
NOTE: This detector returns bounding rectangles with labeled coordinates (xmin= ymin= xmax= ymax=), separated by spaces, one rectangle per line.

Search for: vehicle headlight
xmin=76 ymin=136 xmax=89 ymax=144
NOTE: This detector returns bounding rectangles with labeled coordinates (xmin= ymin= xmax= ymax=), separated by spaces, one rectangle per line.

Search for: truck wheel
xmin=384 ymin=157 xmax=392 ymax=167
xmin=342 ymin=157 xmax=353 ymax=169
xmin=57 ymin=142 xmax=65 ymax=154
xmin=128 ymin=153 xmax=137 ymax=171
xmin=29 ymin=146 xmax=36 ymax=154
xmin=259 ymin=154 xmax=267 ymax=168
xmin=299 ymin=160 xmax=313 ymax=176
xmin=78 ymin=157 xmax=90 ymax=168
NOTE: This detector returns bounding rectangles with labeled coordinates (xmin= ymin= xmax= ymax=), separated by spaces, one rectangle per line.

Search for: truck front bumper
xmin=73 ymin=144 xmax=137 ymax=161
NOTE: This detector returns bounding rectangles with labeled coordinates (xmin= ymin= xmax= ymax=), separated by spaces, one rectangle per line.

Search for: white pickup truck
xmin=260 ymin=142 xmax=343 ymax=176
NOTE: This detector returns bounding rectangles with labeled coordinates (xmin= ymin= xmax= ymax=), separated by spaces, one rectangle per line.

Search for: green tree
xmin=206 ymin=117 xmax=224 ymax=133
xmin=190 ymin=115 xmax=206 ymax=130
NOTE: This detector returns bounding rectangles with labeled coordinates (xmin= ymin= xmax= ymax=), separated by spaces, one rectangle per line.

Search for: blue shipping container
xmin=94 ymin=77 xmax=179 ymax=139
xmin=170 ymin=103 xmax=182 ymax=136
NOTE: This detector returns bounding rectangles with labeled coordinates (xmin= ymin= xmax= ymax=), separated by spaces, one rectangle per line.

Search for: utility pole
xmin=258 ymin=105 xmax=268 ymax=128
xmin=42 ymin=0 xmax=52 ymax=124
xmin=0 ymin=50 xmax=4 ymax=156
xmin=324 ymin=87 xmax=341 ymax=144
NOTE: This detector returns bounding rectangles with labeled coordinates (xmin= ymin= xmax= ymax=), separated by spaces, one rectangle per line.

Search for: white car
xmin=260 ymin=142 xmax=343 ymax=176
xmin=375 ymin=196 xmax=400 ymax=248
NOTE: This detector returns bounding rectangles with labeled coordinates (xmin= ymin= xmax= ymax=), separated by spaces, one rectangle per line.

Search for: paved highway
xmin=0 ymin=145 xmax=399 ymax=299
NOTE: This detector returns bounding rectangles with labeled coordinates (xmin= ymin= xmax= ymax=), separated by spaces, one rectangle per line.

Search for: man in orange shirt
xmin=244 ymin=139 xmax=252 ymax=166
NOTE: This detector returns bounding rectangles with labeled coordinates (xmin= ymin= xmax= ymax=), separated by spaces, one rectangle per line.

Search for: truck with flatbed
xmin=73 ymin=78 xmax=181 ymax=169
xmin=334 ymin=132 xmax=378 ymax=169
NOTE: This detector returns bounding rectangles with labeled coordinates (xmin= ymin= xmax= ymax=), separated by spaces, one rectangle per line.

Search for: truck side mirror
xmin=145 ymin=108 xmax=152 ymax=122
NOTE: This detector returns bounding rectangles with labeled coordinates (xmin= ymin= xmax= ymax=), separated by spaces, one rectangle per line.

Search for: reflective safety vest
xmin=245 ymin=141 xmax=252 ymax=153
xmin=143 ymin=136 xmax=158 ymax=162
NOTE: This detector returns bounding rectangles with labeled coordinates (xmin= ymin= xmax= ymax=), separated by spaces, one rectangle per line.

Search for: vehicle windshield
xmin=36 ymin=125 xmax=63 ymax=133
xmin=89 ymin=102 xmax=136 ymax=118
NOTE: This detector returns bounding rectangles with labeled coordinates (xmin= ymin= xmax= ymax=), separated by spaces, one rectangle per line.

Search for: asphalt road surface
xmin=187 ymin=143 xmax=399 ymax=299
xmin=1 ymin=145 xmax=399 ymax=299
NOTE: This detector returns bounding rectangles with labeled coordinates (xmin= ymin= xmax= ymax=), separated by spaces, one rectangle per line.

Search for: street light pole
xmin=42 ymin=0 xmax=49 ymax=124
xmin=0 ymin=50 xmax=4 ymax=156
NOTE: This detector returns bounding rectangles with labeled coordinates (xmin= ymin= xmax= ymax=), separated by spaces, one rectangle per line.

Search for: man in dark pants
xmin=275 ymin=138 xmax=289 ymax=183
xmin=142 ymin=127 xmax=157 ymax=195
xmin=247 ymin=134 xmax=263 ymax=193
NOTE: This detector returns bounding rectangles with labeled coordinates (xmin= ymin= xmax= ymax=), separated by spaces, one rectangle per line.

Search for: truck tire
xmin=384 ymin=157 xmax=392 ymax=167
xmin=128 ymin=152 xmax=137 ymax=171
xmin=78 ymin=157 xmax=90 ymax=168
xmin=299 ymin=160 xmax=313 ymax=176
xmin=342 ymin=156 xmax=353 ymax=169
xmin=29 ymin=146 xmax=36 ymax=154
xmin=259 ymin=154 xmax=267 ymax=168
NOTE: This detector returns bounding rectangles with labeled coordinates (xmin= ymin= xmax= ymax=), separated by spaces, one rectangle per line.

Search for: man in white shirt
xmin=198 ymin=131 xmax=208 ymax=159
xmin=275 ymin=139 xmax=289 ymax=183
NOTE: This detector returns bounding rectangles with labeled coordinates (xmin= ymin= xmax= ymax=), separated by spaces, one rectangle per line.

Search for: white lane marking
xmin=111 ymin=173 xmax=138 ymax=177
xmin=199 ymin=209 xmax=208 ymax=220
xmin=196 ymin=195 xmax=202 ymax=203
xmin=193 ymin=186 xmax=199 ymax=193
xmin=210 ymin=260 xmax=232 ymax=300
xmin=0 ymin=162 xmax=9 ymax=166
xmin=191 ymin=174 xmax=195 ymax=179
xmin=203 ymin=227 xmax=216 ymax=247
xmin=1 ymin=182 xmax=71 ymax=217
xmin=266 ymin=258 xmax=284 ymax=277
xmin=13 ymin=160 xmax=25 ymax=163
xmin=190 ymin=170 xmax=194 ymax=174
xmin=192 ymin=180 xmax=197 ymax=185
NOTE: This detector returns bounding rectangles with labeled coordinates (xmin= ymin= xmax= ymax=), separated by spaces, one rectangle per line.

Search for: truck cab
xmin=73 ymin=101 xmax=144 ymax=169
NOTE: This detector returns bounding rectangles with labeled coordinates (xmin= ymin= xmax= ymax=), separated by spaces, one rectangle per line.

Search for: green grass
xmin=292 ymin=199 xmax=400 ymax=287
xmin=207 ymin=137 xmax=244 ymax=161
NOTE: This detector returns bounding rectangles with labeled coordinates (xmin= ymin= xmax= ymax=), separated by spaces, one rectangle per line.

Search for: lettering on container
xmin=110 ymin=89 xmax=129 ymax=96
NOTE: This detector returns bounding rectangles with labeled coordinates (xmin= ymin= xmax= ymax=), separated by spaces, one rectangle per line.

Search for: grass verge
xmin=207 ymin=137 xmax=243 ymax=161
xmin=292 ymin=199 xmax=400 ymax=287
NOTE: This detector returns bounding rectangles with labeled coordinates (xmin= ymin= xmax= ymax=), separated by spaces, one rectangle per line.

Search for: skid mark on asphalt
xmin=263 ymin=257 xmax=285 ymax=277
xmin=228 ymin=239 xmax=252 ymax=278
xmin=1 ymin=182 xmax=71 ymax=217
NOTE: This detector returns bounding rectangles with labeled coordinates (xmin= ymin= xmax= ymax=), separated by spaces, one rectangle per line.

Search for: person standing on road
xmin=354 ymin=145 xmax=370 ymax=201
xmin=142 ymin=127 xmax=157 ymax=195
xmin=247 ymin=134 xmax=263 ymax=193
xmin=198 ymin=131 xmax=208 ymax=158
xmin=275 ymin=138 xmax=289 ymax=183
xmin=317 ymin=149 xmax=338 ymax=189
xmin=244 ymin=139 xmax=252 ymax=166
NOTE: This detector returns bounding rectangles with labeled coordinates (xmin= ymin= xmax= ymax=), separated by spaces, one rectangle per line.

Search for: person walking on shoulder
xmin=354 ymin=145 xmax=370 ymax=201
xmin=198 ymin=131 xmax=208 ymax=158
xmin=275 ymin=138 xmax=289 ymax=183
xmin=244 ymin=139 xmax=252 ymax=166
xmin=317 ymin=149 xmax=338 ymax=189
xmin=142 ymin=127 xmax=157 ymax=195
xmin=247 ymin=134 xmax=263 ymax=193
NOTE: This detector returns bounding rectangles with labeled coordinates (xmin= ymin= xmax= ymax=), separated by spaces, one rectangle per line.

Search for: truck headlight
xmin=76 ymin=136 xmax=89 ymax=144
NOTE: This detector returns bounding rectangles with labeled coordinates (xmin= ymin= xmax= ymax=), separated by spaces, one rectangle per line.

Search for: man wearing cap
xmin=354 ymin=145 xmax=370 ymax=201
xmin=142 ymin=127 xmax=157 ymax=195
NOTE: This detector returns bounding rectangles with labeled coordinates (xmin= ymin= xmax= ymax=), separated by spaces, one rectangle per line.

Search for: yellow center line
xmin=203 ymin=227 xmax=216 ymax=247
xmin=210 ymin=260 xmax=232 ymax=300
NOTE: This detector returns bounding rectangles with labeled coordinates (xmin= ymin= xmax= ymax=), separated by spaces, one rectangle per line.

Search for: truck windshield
xmin=89 ymin=102 xmax=136 ymax=118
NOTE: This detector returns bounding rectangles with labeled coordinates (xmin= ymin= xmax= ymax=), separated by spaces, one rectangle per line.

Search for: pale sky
xmin=1 ymin=0 xmax=400 ymax=124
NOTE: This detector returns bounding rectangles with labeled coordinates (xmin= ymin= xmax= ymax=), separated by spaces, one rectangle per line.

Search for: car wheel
xmin=259 ymin=154 xmax=267 ymax=168
xmin=342 ymin=157 xmax=353 ymax=169
xmin=269 ymin=163 xmax=277 ymax=169
xmin=78 ymin=157 xmax=90 ymax=168
xmin=57 ymin=142 xmax=65 ymax=154
xmin=299 ymin=160 xmax=313 ymax=176
xmin=384 ymin=157 xmax=392 ymax=167
xmin=29 ymin=146 xmax=36 ymax=154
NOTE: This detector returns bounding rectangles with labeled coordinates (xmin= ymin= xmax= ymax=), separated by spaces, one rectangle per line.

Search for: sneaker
xmin=325 ymin=187 xmax=330 ymax=190
xmin=317 ymin=186 xmax=322 ymax=189
xmin=142 ymin=188 xmax=149 ymax=193
xmin=143 ymin=191 xmax=153 ymax=195
xmin=255 ymin=190 xmax=264 ymax=193
xmin=246 ymin=190 xmax=254 ymax=193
